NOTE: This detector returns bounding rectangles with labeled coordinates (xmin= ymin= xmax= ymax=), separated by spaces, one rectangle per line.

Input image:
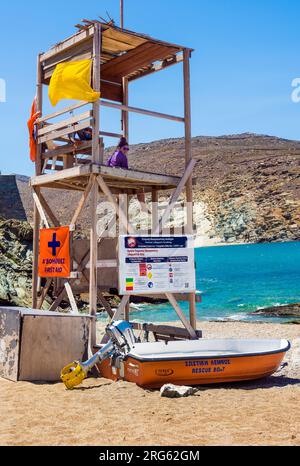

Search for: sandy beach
xmin=0 ymin=320 xmax=299 ymax=446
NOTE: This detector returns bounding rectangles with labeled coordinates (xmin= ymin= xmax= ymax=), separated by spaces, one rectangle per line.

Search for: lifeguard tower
xmin=30 ymin=16 xmax=200 ymax=354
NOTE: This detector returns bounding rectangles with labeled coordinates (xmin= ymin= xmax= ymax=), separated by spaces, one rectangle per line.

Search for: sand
xmin=0 ymin=321 xmax=299 ymax=446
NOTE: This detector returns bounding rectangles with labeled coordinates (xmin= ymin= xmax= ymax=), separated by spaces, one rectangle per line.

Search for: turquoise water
xmin=128 ymin=241 xmax=300 ymax=323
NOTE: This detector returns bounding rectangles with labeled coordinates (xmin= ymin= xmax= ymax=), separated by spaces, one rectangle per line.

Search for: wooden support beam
xmin=30 ymin=164 xmax=91 ymax=187
xmin=42 ymin=141 xmax=91 ymax=158
xmin=128 ymin=53 xmax=184 ymax=82
xmin=49 ymin=250 xmax=90 ymax=312
xmin=64 ymin=280 xmax=79 ymax=314
xmin=89 ymin=177 xmax=99 ymax=346
xmin=130 ymin=322 xmax=201 ymax=341
xmin=38 ymin=192 xmax=60 ymax=227
xmin=96 ymin=175 xmax=136 ymax=234
xmin=151 ymin=188 xmax=159 ymax=233
xmin=154 ymin=158 xmax=196 ymax=234
xmin=37 ymin=101 xmax=88 ymax=123
xmin=183 ymin=48 xmax=196 ymax=330
xmin=100 ymin=100 xmax=184 ymax=123
xmin=111 ymin=295 xmax=130 ymax=321
xmin=32 ymin=188 xmax=40 ymax=309
xmin=132 ymin=293 xmax=202 ymax=303
xmin=38 ymin=120 xmax=93 ymax=144
xmin=40 ymin=26 xmax=94 ymax=62
xmin=92 ymin=23 xmax=101 ymax=164
xmin=70 ymin=175 xmax=94 ymax=229
xmin=35 ymin=53 xmax=43 ymax=177
xmin=98 ymin=293 xmax=114 ymax=318
xmin=165 ymin=293 xmax=197 ymax=339
xmin=38 ymin=111 xmax=92 ymax=136
xmin=32 ymin=191 xmax=50 ymax=228
xmin=37 ymin=278 xmax=53 ymax=309
xmin=122 ymin=77 xmax=129 ymax=140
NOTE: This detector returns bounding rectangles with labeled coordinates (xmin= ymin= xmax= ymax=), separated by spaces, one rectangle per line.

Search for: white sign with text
xmin=119 ymin=235 xmax=196 ymax=295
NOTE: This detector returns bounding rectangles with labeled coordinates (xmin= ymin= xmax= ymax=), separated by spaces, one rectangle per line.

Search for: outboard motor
xmin=61 ymin=321 xmax=136 ymax=389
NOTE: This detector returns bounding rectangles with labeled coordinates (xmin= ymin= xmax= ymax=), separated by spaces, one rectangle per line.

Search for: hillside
xmin=8 ymin=132 xmax=300 ymax=245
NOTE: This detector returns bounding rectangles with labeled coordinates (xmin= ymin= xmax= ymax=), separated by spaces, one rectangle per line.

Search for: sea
xmin=126 ymin=241 xmax=300 ymax=324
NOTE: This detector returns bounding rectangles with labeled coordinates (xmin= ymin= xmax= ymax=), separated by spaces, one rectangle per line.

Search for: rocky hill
xmin=126 ymin=133 xmax=300 ymax=244
xmin=7 ymin=132 xmax=300 ymax=245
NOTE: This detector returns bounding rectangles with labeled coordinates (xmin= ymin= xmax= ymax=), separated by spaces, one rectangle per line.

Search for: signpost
xmin=119 ymin=236 xmax=196 ymax=295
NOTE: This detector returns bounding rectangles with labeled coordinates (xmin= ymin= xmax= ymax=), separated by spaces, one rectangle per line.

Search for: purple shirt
xmin=106 ymin=150 xmax=128 ymax=169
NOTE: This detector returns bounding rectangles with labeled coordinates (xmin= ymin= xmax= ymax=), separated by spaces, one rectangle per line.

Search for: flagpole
xmin=120 ymin=0 xmax=124 ymax=29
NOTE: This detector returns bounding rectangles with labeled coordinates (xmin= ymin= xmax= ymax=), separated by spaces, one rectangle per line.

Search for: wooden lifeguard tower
xmin=30 ymin=15 xmax=200 ymax=350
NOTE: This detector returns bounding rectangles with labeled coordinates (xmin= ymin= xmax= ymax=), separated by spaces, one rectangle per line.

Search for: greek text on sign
xmin=38 ymin=226 xmax=71 ymax=278
xmin=119 ymin=236 xmax=196 ymax=295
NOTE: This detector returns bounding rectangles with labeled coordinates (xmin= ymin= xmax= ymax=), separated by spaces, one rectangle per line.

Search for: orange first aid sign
xmin=38 ymin=226 xmax=71 ymax=278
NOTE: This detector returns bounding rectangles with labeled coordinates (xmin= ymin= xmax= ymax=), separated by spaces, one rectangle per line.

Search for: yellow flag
xmin=48 ymin=59 xmax=100 ymax=106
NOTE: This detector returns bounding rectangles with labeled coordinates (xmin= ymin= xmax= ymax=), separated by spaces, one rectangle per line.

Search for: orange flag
xmin=27 ymin=97 xmax=41 ymax=162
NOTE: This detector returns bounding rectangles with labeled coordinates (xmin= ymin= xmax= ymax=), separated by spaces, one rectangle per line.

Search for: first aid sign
xmin=38 ymin=226 xmax=71 ymax=278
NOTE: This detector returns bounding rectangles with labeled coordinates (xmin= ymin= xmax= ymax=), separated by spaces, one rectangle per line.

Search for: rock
xmin=251 ymin=303 xmax=300 ymax=318
xmin=160 ymin=384 xmax=198 ymax=398
xmin=0 ymin=218 xmax=34 ymax=307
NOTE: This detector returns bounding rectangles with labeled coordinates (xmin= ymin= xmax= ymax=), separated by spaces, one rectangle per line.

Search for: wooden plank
xmin=165 ymin=293 xmax=197 ymax=339
xmin=38 ymin=111 xmax=92 ymax=136
xmin=102 ymin=27 xmax=147 ymax=49
xmin=49 ymin=250 xmax=90 ymax=312
xmin=100 ymin=100 xmax=184 ymax=123
xmin=42 ymin=39 xmax=94 ymax=76
xmin=101 ymin=80 xmax=123 ymax=103
xmin=38 ymin=120 xmax=93 ymax=144
xmin=64 ymin=280 xmax=79 ymax=314
xmin=100 ymin=130 xmax=123 ymax=139
xmin=92 ymin=23 xmax=101 ymax=165
xmin=111 ymin=295 xmax=130 ymax=321
xmin=128 ymin=53 xmax=184 ymax=82
xmin=32 ymin=199 xmax=40 ymax=308
xmin=103 ymin=44 xmax=179 ymax=81
xmin=96 ymin=175 xmax=136 ymax=235
xmin=38 ymin=192 xmax=60 ymax=227
xmin=37 ymin=102 xmax=88 ymax=123
xmin=37 ymin=278 xmax=53 ymax=309
xmin=154 ymin=158 xmax=196 ymax=234
xmin=35 ymin=53 xmax=43 ymax=177
xmin=98 ymin=293 xmax=114 ymax=318
xmin=151 ymin=188 xmax=159 ymax=233
xmin=122 ymin=77 xmax=129 ymax=140
xmin=130 ymin=322 xmax=201 ymax=341
xmin=70 ymin=175 xmax=94 ymax=229
xmin=101 ymin=42 xmax=154 ymax=80
xmin=40 ymin=26 xmax=94 ymax=62
xmin=94 ymin=165 xmax=180 ymax=186
xmin=183 ymin=49 xmax=196 ymax=330
xmin=89 ymin=177 xmax=99 ymax=346
xmin=102 ymin=36 xmax=138 ymax=54
xmin=42 ymin=141 xmax=90 ymax=157
xmin=30 ymin=164 xmax=91 ymax=186
xmin=32 ymin=191 xmax=50 ymax=228
xmin=30 ymin=164 xmax=180 ymax=190
xmin=132 ymin=293 xmax=202 ymax=303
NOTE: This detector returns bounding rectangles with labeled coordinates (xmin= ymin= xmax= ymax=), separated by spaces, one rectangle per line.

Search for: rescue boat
xmin=97 ymin=338 xmax=290 ymax=388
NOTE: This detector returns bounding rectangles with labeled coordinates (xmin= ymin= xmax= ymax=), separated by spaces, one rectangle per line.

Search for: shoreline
xmin=193 ymin=237 xmax=300 ymax=248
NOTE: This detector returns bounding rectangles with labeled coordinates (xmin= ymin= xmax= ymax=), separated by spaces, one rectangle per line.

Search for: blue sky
xmin=0 ymin=0 xmax=299 ymax=175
